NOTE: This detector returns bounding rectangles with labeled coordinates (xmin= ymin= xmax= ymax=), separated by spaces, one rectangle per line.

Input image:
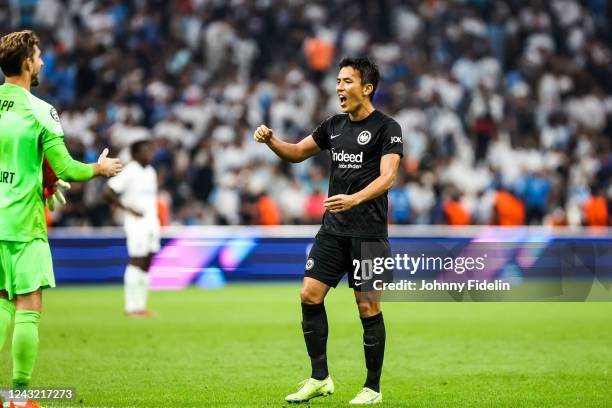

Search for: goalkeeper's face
xmin=27 ymin=45 xmax=43 ymax=87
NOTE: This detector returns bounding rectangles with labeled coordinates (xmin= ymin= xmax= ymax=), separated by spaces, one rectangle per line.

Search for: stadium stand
xmin=2 ymin=0 xmax=611 ymax=227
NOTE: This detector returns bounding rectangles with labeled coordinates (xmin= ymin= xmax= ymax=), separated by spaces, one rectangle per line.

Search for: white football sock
xmin=124 ymin=264 xmax=142 ymax=313
xmin=137 ymin=266 xmax=150 ymax=311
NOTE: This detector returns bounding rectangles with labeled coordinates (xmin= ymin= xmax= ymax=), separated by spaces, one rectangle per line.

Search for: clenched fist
xmin=253 ymin=125 xmax=273 ymax=144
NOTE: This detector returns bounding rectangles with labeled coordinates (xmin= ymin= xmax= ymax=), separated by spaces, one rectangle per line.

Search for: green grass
xmin=1 ymin=284 xmax=611 ymax=407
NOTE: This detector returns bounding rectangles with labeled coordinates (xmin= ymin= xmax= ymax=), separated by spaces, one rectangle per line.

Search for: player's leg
xmin=0 ymin=290 xmax=15 ymax=351
xmin=12 ymin=289 xmax=42 ymax=389
xmin=348 ymin=238 xmax=389 ymax=404
xmin=125 ymin=226 xmax=159 ymax=317
xmin=301 ymin=233 xmax=349 ymax=381
xmin=9 ymin=239 xmax=54 ymax=390
xmin=286 ymin=232 xmax=347 ymax=403
xmin=354 ymin=290 xmax=385 ymax=394
xmin=1 ymin=242 xmax=17 ymax=351
xmin=300 ymin=277 xmax=331 ymax=380
xmin=137 ymin=226 xmax=160 ymax=315
xmin=124 ymin=223 xmax=154 ymax=315
xmin=138 ymin=253 xmax=155 ymax=315
xmin=285 ymin=277 xmax=334 ymax=403
xmin=124 ymin=256 xmax=148 ymax=315
xmin=143 ymin=254 xmax=153 ymax=272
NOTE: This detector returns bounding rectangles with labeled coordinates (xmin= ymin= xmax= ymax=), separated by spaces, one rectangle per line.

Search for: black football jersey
xmin=311 ymin=110 xmax=403 ymax=238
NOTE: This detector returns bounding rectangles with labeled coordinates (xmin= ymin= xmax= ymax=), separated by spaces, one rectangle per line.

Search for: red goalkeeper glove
xmin=43 ymin=157 xmax=58 ymax=199
xmin=42 ymin=157 xmax=71 ymax=211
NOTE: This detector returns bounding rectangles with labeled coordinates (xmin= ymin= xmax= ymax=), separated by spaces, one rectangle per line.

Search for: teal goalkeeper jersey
xmin=0 ymin=82 xmax=65 ymax=242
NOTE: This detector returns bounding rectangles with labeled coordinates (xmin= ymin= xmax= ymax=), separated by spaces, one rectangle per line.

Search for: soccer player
xmin=0 ymin=30 xmax=122 ymax=401
xmin=254 ymin=57 xmax=403 ymax=404
xmin=104 ymin=139 xmax=159 ymax=317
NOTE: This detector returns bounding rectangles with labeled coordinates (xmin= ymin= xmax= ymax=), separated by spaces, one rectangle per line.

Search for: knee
xmin=130 ymin=258 xmax=147 ymax=271
xmin=143 ymin=255 xmax=153 ymax=271
xmin=356 ymin=301 xmax=380 ymax=318
xmin=300 ymin=287 xmax=323 ymax=304
xmin=15 ymin=289 xmax=42 ymax=312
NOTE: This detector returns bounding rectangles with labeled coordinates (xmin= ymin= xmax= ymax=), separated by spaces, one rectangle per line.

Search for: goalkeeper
xmin=0 ymin=29 xmax=122 ymax=401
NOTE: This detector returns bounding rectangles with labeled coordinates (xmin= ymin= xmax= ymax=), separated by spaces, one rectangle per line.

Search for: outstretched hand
xmin=97 ymin=148 xmax=123 ymax=177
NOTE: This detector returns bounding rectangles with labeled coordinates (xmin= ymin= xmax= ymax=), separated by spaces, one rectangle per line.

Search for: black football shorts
xmin=304 ymin=230 xmax=394 ymax=292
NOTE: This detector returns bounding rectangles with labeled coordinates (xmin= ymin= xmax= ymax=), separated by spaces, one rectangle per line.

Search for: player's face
xmin=139 ymin=142 xmax=155 ymax=165
xmin=27 ymin=45 xmax=43 ymax=87
xmin=336 ymin=66 xmax=368 ymax=113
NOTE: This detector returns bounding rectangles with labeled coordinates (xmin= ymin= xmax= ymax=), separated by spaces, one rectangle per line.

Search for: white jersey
xmin=107 ymin=161 xmax=159 ymax=227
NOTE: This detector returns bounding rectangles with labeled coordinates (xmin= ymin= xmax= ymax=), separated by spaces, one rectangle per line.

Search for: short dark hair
xmin=338 ymin=57 xmax=380 ymax=100
xmin=0 ymin=30 xmax=39 ymax=77
xmin=131 ymin=140 xmax=150 ymax=157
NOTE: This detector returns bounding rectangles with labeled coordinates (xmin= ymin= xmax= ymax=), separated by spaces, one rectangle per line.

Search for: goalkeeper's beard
xmin=30 ymin=72 xmax=40 ymax=87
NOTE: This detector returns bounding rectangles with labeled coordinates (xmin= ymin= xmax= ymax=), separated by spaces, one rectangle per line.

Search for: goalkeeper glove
xmin=43 ymin=157 xmax=71 ymax=211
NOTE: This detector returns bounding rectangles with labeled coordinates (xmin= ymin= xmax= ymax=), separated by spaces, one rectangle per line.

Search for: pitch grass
xmin=0 ymin=285 xmax=611 ymax=407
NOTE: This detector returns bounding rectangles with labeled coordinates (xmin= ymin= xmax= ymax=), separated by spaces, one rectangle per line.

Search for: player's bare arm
xmin=324 ymin=153 xmax=401 ymax=214
xmin=102 ymin=186 xmax=144 ymax=217
xmin=253 ymin=125 xmax=321 ymax=163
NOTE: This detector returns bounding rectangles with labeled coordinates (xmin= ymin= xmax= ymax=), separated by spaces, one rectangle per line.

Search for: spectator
xmin=583 ymin=187 xmax=609 ymax=226
xmin=443 ymin=191 xmax=470 ymax=226
xmin=305 ymin=188 xmax=326 ymax=224
xmin=1 ymin=0 xmax=609 ymax=228
xmin=255 ymin=193 xmax=281 ymax=226
xmin=388 ymin=179 xmax=411 ymax=224
xmin=493 ymin=187 xmax=526 ymax=226
xmin=516 ymin=170 xmax=553 ymax=225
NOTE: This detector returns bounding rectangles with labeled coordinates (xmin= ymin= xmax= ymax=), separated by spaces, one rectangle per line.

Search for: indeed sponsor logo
xmin=332 ymin=149 xmax=363 ymax=163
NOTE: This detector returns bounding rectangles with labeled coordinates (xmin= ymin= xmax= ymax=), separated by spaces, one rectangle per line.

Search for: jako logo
xmin=332 ymin=149 xmax=363 ymax=163
xmin=357 ymin=131 xmax=371 ymax=145
xmin=390 ymin=136 xmax=402 ymax=143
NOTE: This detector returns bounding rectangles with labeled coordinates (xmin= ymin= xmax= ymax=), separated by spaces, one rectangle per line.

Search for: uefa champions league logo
xmin=50 ymin=108 xmax=60 ymax=122
xmin=357 ymin=131 xmax=371 ymax=145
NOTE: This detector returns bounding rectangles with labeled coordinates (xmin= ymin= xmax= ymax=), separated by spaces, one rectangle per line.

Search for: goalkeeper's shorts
xmin=0 ymin=239 xmax=55 ymax=300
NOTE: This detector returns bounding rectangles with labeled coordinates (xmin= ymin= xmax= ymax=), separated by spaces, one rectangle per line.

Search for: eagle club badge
xmin=357 ymin=130 xmax=371 ymax=145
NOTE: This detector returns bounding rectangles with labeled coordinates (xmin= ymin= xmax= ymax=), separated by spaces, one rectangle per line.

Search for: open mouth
xmin=338 ymin=95 xmax=347 ymax=106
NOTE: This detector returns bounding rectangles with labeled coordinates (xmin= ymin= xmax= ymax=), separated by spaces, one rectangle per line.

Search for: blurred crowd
xmin=2 ymin=0 xmax=612 ymax=227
